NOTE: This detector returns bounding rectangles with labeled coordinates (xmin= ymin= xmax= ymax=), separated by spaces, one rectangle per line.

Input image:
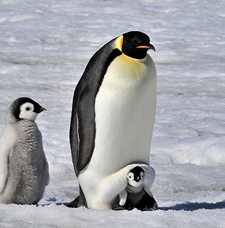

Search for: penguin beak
xmin=136 ymin=43 xmax=156 ymax=52
xmin=37 ymin=107 xmax=47 ymax=113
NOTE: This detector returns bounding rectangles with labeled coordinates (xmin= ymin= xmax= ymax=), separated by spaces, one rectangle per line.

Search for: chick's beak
xmin=38 ymin=107 xmax=47 ymax=113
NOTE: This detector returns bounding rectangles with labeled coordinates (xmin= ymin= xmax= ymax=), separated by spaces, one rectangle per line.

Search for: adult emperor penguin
xmin=69 ymin=31 xmax=157 ymax=210
xmin=0 ymin=97 xmax=49 ymax=204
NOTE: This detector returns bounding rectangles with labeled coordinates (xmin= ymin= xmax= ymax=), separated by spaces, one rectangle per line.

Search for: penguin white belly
xmin=78 ymin=54 xmax=156 ymax=209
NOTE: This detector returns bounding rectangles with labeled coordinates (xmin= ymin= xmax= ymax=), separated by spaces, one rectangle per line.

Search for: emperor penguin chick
xmin=113 ymin=166 xmax=157 ymax=211
xmin=0 ymin=97 xmax=49 ymax=205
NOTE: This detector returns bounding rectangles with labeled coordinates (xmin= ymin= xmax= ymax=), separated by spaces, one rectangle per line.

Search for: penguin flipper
xmin=70 ymin=82 xmax=96 ymax=176
xmin=0 ymin=149 xmax=10 ymax=193
xmin=70 ymin=41 xmax=121 ymax=176
xmin=42 ymin=153 xmax=50 ymax=186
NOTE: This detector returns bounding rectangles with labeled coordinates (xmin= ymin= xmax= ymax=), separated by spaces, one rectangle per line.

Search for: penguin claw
xmin=112 ymin=205 xmax=127 ymax=211
xmin=136 ymin=195 xmax=158 ymax=211
xmin=112 ymin=201 xmax=135 ymax=211
xmin=152 ymin=201 xmax=158 ymax=211
xmin=125 ymin=201 xmax=135 ymax=211
xmin=66 ymin=197 xmax=79 ymax=208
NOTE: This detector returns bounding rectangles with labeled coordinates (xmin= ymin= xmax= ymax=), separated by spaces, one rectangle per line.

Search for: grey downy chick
xmin=0 ymin=97 xmax=49 ymax=204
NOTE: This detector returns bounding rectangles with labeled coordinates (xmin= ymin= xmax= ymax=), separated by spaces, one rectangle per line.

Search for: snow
xmin=0 ymin=0 xmax=224 ymax=227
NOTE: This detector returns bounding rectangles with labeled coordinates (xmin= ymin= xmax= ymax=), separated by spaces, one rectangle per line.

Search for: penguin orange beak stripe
xmin=136 ymin=45 xmax=150 ymax=49
xmin=137 ymin=44 xmax=156 ymax=51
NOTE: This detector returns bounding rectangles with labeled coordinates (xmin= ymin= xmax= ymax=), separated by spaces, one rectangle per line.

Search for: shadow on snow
xmin=41 ymin=198 xmax=225 ymax=211
xmin=159 ymin=200 xmax=225 ymax=211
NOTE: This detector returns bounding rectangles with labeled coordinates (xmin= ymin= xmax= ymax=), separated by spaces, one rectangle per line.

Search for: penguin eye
xmin=25 ymin=105 xmax=34 ymax=112
xmin=131 ymin=37 xmax=139 ymax=46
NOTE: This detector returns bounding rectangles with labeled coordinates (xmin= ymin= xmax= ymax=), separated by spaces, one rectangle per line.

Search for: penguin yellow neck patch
xmin=114 ymin=35 xmax=123 ymax=51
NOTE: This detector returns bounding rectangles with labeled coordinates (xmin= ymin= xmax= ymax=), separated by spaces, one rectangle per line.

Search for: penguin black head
xmin=122 ymin=31 xmax=155 ymax=59
xmin=127 ymin=166 xmax=145 ymax=187
xmin=10 ymin=97 xmax=46 ymax=122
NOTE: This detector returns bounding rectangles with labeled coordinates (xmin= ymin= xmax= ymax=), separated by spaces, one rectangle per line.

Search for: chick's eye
xmin=26 ymin=107 xmax=31 ymax=111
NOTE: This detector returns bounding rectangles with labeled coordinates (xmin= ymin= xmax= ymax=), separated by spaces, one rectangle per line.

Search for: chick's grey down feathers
xmin=0 ymin=97 xmax=49 ymax=204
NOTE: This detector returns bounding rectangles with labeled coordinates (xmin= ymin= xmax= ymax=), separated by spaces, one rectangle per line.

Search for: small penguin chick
xmin=118 ymin=166 xmax=145 ymax=207
xmin=0 ymin=97 xmax=49 ymax=205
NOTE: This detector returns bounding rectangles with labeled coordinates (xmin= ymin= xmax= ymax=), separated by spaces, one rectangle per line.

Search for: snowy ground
xmin=0 ymin=0 xmax=224 ymax=227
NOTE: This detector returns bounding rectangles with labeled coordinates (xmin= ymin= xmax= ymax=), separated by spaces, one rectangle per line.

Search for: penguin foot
xmin=66 ymin=197 xmax=79 ymax=208
xmin=112 ymin=205 xmax=127 ymax=211
xmin=136 ymin=195 xmax=158 ymax=211
xmin=112 ymin=201 xmax=135 ymax=211
xmin=124 ymin=201 xmax=135 ymax=211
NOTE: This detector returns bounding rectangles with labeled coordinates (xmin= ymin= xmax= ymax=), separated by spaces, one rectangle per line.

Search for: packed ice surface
xmin=0 ymin=0 xmax=224 ymax=227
